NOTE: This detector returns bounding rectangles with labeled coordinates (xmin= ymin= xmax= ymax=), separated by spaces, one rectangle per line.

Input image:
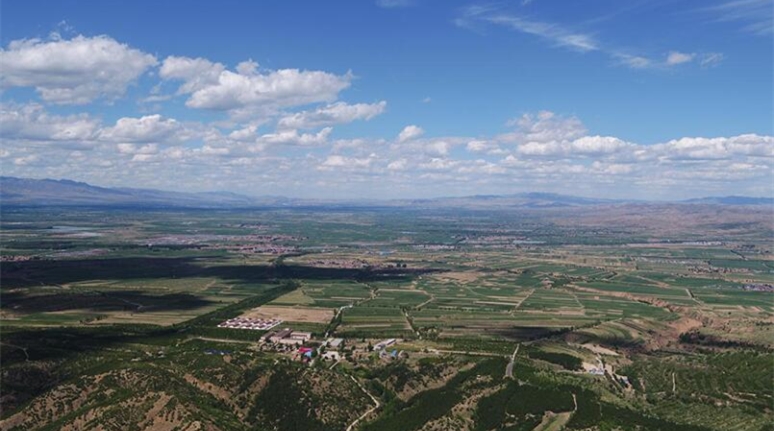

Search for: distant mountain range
xmin=681 ymin=196 xmax=774 ymax=205
xmin=0 ymin=177 xmax=270 ymax=208
xmin=1 ymin=176 xmax=771 ymax=209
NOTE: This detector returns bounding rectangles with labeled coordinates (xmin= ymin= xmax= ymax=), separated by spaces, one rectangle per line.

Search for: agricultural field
xmin=1 ymin=205 xmax=772 ymax=430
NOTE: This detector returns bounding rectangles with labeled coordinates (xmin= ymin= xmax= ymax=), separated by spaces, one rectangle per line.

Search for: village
xmin=215 ymin=315 xmax=629 ymax=386
xmin=216 ymin=317 xmax=405 ymax=366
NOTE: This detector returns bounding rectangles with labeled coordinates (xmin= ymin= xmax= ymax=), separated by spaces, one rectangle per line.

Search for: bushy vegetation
xmin=525 ymin=349 xmax=583 ymax=370
xmin=363 ymin=358 xmax=506 ymax=431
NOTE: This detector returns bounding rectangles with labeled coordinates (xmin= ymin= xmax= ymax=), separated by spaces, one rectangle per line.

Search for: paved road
xmin=505 ymin=344 xmax=520 ymax=379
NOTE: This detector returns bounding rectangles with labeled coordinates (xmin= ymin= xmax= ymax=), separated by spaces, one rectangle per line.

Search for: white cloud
xmin=457 ymin=160 xmax=506 ymax=175
xmin=614 ymin=53 xmax=652 ymax=69
xmin=591 ymin=161 xmax=633 ymax=175
xmin=483 ymin=14 xmax=598 ymax=52
xmin=2 ymin=103 xmax=771 ymax=200
xmin=420 ymin=157 xmax=458 ymax=171
xmin=130 ymin=153 xmax=155 ymax=163
xmin=466 ymin=140 xmax=491 ymax=153
xmin=387 ymin=158 xmax=409 ymax=171
xmin=700 ymin=53 xmax=724 ymax=67
xmin=320 ymin=154 xmax=373 ymax=170
xmin=701 ymin=0 xmax=773 ymax=36
xmin=258 ymin=127 xmax=333 ymax=146
xmin=117 ymin=143 xmax=158 ymax=155
xmin=332 ymin=138 xmax=369 ymax=152
xmin=0 ymin=35 xmax=157 ymax=104
xmin=160 ymin=55 xmax=353 ymax=112
xmin=0 ymin=102 xmax=100 ymax=144
xmin=228 ymin=125 xmax=259 ymax=142
xmin=666 ymin=51 xmax=696 ymax=65
xmin=398 ymin=125 xmax=424 ymax=142
xmin=278 ymin=101 xmax=386 ymax=129
xmin=0 ymin=103 xmax=203 ymax=151
xmin=159 ymin=56 xmax=225 ymax=94
xmin=13 ymin=155 xmax=39 ymax=166
xmin=376 ymin=0 xmax=413 ymax=8
xmin=425 ymin=140 xmax=452 ymax=156
xmin=200 ymin=145 xmax=230 ymax=156
xmin=570 ymin=136 xmax=633 ymax=155
xmin=458 ymin=8 xmax=724 ymax=71
xmin=99 ymin=115 xmax=193 ymax=144
xmin=652 ymin=134 xmax=774 ymax=160
xmin=502 ymin=111 xmax=586 ymax=144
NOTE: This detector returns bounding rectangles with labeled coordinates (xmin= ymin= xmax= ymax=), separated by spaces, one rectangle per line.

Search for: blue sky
xmin=1 ymin=0 xmax=772 ymax=199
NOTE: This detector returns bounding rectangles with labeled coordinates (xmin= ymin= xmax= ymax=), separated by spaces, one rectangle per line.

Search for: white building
xmin=373 ymin=338 xmax=396 ymax=351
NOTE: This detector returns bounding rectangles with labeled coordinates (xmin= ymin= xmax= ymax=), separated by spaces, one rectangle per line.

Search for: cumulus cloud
xmin=278 ymin=101 xmax=386 ymax=129
xmin=466 ymin=140 xmax=491 ymax=153
xmin=320 ymin=154 xmax=374 ymax=170
xmin=117 ymin=143 xmax=159 ymax=155
xmin=0 ymin=103 xmax=203 ymax=150
xmin=13 ymin=154 xmax=40 ymax=166
xmin=424 ymin=140 xmax=452 ymax=156
xmin=0 ymin=102 xmax=100 ymax=144
xmin=160 ymin=55 xmax=353 ymax=112
xmin=159 ymin=56 xmax=225 ymax=94
xmin=398 ymin=125 xmax=424 ymax=142
xmin=257 ymin=127 xmax=333 ymax=146
xmin=0 ymin=35 xmax=157 ymax=104
xmin=567 ymin=136 xmax=633 ymax=155
xmin=227 ymin=125 xmax=259 ymax=142
xmin=502 ymin=111 xmax=586 ymax=144
xmin=651 ymin=134 xmax=774 ymax=160
xmin=387 ymin=158 xmax=409 ymax=171
xmin=2 ymin=92 xmax=770 ymax=199
xmin=99 ymin=115 xmax=195 ymax=144
xmin=420 ymin=158 xmax=458 ymax=171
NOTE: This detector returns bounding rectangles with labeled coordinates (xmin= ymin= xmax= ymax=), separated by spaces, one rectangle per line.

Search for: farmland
xmin=1 ymin=204 xmax=772 ymax=430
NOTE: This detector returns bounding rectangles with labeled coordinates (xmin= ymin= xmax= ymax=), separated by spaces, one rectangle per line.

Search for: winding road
xmin=345 ymin=374 xmax=380 ymax=431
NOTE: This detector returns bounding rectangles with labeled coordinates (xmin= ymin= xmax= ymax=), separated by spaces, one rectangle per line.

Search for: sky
xmin=1 ymin=0 xmax=772 ymax=200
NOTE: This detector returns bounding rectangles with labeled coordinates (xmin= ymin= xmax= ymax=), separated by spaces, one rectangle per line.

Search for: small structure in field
xmin=218 ymin=317 xmax=282 ymax=331
xmin=325 ymin=338 xmax=344 ymax=349
xmin=373 ymin=338 xmax=396 ymax=351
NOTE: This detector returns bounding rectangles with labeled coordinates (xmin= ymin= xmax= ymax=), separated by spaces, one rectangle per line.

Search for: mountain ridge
xmin=1 ymin=176 xmax=771 ymax=208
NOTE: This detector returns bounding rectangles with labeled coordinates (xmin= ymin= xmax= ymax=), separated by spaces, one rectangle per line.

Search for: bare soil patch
xmin=244 ymin=305 xmax=334 ymax=324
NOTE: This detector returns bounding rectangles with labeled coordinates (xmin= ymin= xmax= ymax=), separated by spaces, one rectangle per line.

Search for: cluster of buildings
xmin=742 ymin=283 xmax=774 ymax=292
xmin=261 ymin=328 xmax=312 ymax=346
xmin=307 ymin=258 xmax=378 ymax=269
xmin=218 ymin=317 xmax=282 ymax=331
xmin=585 ymin=357 xmax=606 ymax=376
xmin=0 ymin=254 xmax=44 ymax=262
